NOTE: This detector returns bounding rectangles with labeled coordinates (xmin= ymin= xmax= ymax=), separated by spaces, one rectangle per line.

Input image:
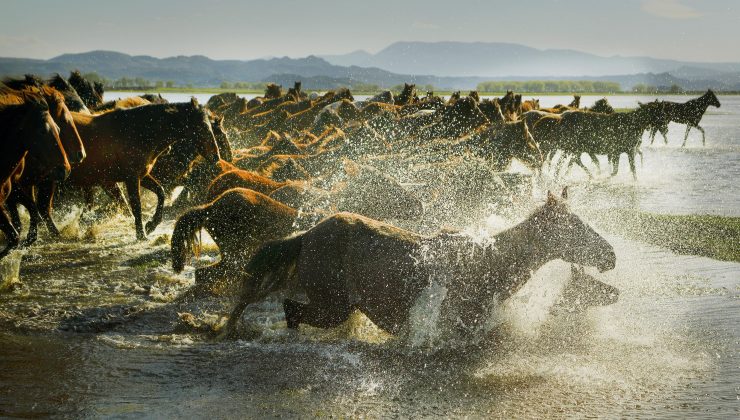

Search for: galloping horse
xmin=39 ymin=98 xmax=221 ymax=240
xmin=220 ymin=189 xmax=616 ymax=338
xmin=171 ymin=188 xmax=310 ymax=287
xmin=647 ymin=90 xmax=720 ymax=146
xmin=207 ymin=161 xmax=424 ymax=222
xmin=534 ymin=106 xmax=658 ymax=178
xmin=1 ymin=83 xmax=86 ymax=245
xmin=0 ymin=93 xmax=70 ymax=258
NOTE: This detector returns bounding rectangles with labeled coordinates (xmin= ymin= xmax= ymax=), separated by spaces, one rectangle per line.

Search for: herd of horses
xmin=0 ymin=72 xmax=720 ymax=340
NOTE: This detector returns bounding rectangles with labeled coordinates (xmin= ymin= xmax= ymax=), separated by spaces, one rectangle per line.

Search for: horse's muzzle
xmin=597 ymin=249 xmax=617 ymax=272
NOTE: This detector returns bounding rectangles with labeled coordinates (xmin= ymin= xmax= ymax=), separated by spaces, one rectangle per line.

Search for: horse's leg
xmin=124 ymin=177 xmax=146 ymax=240
xmin=588 ymin=153 xmax=601 ymax=173
xmin=572 ymin=155 xmax=592 ymax=178
xmin=7 ymin=189 xmax=23 ymax=234
xmin=661 ymin=126 xmax=669 ymax=145
xmin=681 ymin=125 xmax=692 ymax=147
xmin=12 ymin=187 xmax=42 ymax=247
xmin=141 ymin=175 xmax=166 ymax=235
xmin=697 ymin=125 xmax=706 ymax=146
xmin=649 ymin=127 xmax=657 ymax=145
xmin=610 ymin=154 xmax=620 ymax=177
xmin=628 ymin=151 xmax=637 ymax=180
xmin=0 ymin=206 xmax=20 ymax=259
xmin=283 ymin=297 xmax=353 ymax=329
xmin=37 ymin=181 xmax=61 ymax=237
xmin=101 ymin=183 xmax=131 ymax=216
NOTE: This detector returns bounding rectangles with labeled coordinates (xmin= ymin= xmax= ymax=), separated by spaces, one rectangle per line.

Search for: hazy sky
xmin=1 ymin=0 xmax=738 ymax=62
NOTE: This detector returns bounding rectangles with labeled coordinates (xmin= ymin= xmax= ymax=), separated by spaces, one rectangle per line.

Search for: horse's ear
xmin=546 ymin=190 xmax=557 ymax=206
xmin=561 ymin=186 xmax=569 ymax=200
xmin=190 ymin=97 xmax=199 ymax=107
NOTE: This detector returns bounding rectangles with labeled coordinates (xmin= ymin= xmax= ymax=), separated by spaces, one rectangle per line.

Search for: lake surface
xmin=0 ymin=93 xmax=737 ymax=418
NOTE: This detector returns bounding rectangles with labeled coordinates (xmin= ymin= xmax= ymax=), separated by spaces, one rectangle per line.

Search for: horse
xmin=264 ymin=83 xmax=283 ymax=99
xmin=149 ymin=113 xmax=233 ymax=202
xmin=37 ymin=98 xmax=220 ymax=240
xmin=534 ymin=106 xmax=658 ymax=178
xmin=46 ymin=74 xmax=90 ymax=113
xmin=589 ymin=98 xmax=614 ymax=114
xmin=93 ymin=96 xmax=151 ymax=112
xmin=1 ymin=84 xmax=87 ymax=246
xmin=207 ymin=161 xmax=424 ymax=222
xmin=0 ymin=93 xmax=70 ymax=258
xmin=394 ymin=83 xmax=417 ymax=106
xmin=553 ymin=264 xmax=619 ymax=314
xmin=139 ymin=93 xmax=168 ymax=104
xmin=219 ymin=188 xmax=616 ymax=339
xmin=648 ymin=90 xmax=720 ymax=146
xmin=521 ymin=98 xmax=540 ymax=112
xmin=68 ymin=70 xmax=104 ymax=109
xmin=170 ymin=188 xmax=313 ymax=287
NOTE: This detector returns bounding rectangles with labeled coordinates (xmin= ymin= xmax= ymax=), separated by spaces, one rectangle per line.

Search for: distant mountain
xmin=321 ymin=41 xmax=740 ymax=79
xmin=1 ymin=46 xmax=739 ymax=91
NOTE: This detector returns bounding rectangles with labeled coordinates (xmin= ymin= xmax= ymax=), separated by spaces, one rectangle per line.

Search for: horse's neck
xmin=484 ymin=219 xmax=554 ymax=299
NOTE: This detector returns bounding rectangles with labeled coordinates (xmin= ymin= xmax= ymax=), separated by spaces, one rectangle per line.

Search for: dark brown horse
xmin=2 ymin=84 xmax=86 ymax=245
xmin=220 ymin=189 xmax=616 ymax=338
xmin=394 ymin=83 xmax=417 ymax=106
xmin=68 ymin=70 xmax=104 ymax=109
xmin=39 ymin=98 xmax=221 ymax=240
xmin=648 ymin=90 xmax=720 ymax=146
xmin=0 ymin=93 xmax=70 ymax=258
xmin=171 ymin=188 xmax=306 ymax=287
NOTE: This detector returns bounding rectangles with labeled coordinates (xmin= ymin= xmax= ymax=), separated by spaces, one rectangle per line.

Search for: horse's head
xmin=184 ymin=98 xmax=220 ymax=164
xmin=337 ymin=160 xmax=424 ymax=220
xmin=706 ymin=89 xmax=721 ymax=108
xmin=41 ymin=87 xmax=86 ymax=164
xmin=20 ymin=93 xmax=71 ymax=181
xmin=265 ymin=83 xmax=282 ymax=99
xmin=47 ymin=74 xmax=89 ymax=113
xmin=529 ymin=188 xmax=615 ymax=272
xmin=68 ymin=70 xmax=104 ymax=109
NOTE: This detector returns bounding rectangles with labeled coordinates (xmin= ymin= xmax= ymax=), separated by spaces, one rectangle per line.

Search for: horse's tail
xmin=220 ymin=235 xmax=303 ymax=339
xmin=171 ymin=205 xmax=210 ymax=273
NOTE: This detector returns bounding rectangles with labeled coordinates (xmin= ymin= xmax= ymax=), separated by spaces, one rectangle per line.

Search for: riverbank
xmin=589 ymin=209 xmax=740 ymax=263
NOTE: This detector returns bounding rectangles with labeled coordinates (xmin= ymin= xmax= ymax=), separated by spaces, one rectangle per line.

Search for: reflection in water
xmin=0 ymin=94 xmax=738 ymax=417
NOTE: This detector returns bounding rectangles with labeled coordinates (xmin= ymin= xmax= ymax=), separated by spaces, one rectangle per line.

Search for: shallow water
xmin=1 ymin=94 xmax=738 ymax=418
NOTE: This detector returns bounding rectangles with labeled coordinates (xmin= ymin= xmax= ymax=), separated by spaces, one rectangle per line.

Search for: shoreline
xmin=104 ymin=87 xmax=723 ymax=97
xmin=588 ymin=209 xmax=740 ymax=263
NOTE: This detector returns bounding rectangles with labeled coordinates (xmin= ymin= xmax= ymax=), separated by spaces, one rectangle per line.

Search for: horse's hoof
xmin=145 ymin=222 xmax=157 ymax=234
xmin=136 ymin=232 xmax=147 ymax=241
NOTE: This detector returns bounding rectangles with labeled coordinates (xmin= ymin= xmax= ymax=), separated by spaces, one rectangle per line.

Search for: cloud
xmin=642 ymin=0 xmax=702 ymax=19
xmin=412 ymin=21 xmax=440 ymax=30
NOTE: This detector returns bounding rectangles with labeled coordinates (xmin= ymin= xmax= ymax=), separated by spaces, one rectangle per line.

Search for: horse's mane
xmin=2 ymin=74 xmax=46 ymax=90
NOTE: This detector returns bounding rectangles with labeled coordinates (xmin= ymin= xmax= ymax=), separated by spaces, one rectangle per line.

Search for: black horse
xmin=647 ymin=90 xmax=720 ymax=146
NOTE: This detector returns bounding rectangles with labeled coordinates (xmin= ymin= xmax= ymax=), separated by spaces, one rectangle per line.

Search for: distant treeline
xmin=477 ymin=80 xmax=622 ymax=93
xmin=80 ymin=71 xmax=711 ymax=95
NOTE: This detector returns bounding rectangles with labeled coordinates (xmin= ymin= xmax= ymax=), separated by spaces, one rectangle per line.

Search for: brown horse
xmin=0 ymin=93 xmax=70 ymax=258
xmin=68 ymin=70 xmax=104 ymax=109
xmin=220 ymin=189 xmax=616 ymax=338
xmin=2 ymin=84 xmax=86 ymax=245
xmin=207 ymin=161 xmax=424 ymax=221
xmin=394 ymin=83 xmax=417 ymax=106
xmin=150 ymin=113 xmax=233 ymax=199
xmin=170 ymin=188 xmax=309 ymax=287
xmin=94 ymin=96 xmax=151 ymax=112
xmin=39 ymin=98 xmax=221 ymax=240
